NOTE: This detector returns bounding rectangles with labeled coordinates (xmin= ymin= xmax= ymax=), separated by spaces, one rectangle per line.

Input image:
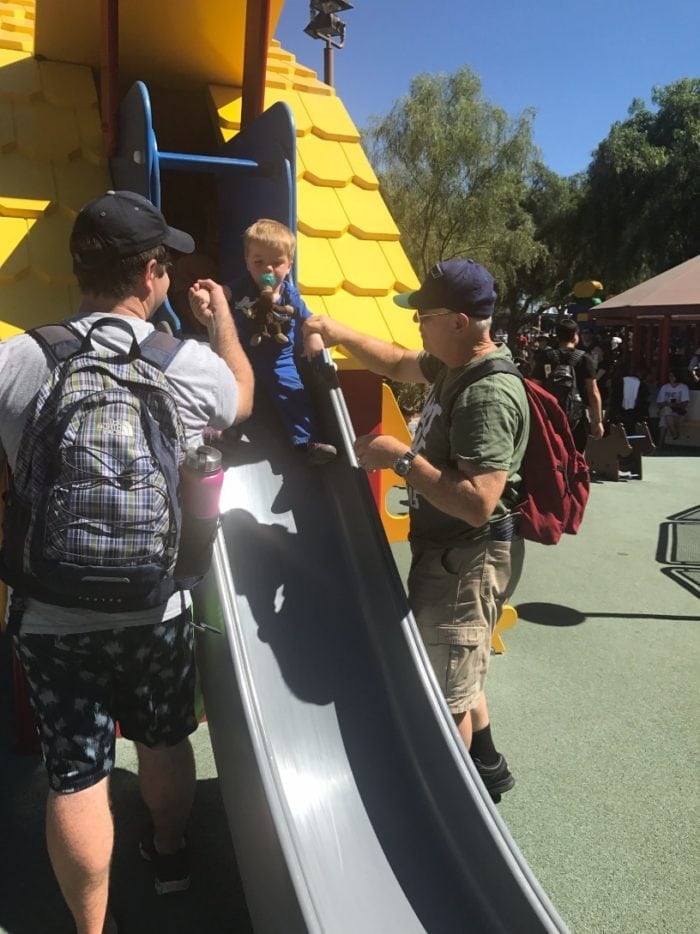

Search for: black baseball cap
xmin=394 ymin=258 xmax=497 ymax=318
xmin=71 ymin=190 xmax=194 ymax=263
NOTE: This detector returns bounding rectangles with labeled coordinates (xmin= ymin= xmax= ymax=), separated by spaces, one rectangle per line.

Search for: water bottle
xmin=174 ymin=445 xmax=224 ymax=583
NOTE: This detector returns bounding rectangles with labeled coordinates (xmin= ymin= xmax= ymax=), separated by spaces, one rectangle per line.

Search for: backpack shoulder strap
xmin=28 ymin=324 xmax=82 ymax=366
xmin=569 ymin=349 xmax=585 ymax=367
xmin=457 ymin=356 xmax=523 ymax=392
xmin=139 ymin=330 xmax=184 ymax=372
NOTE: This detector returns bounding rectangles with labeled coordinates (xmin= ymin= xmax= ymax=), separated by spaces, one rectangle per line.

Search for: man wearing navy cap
xmin=305 ymin=258 xmax=529 ymax=803
xmin=0 ymin=191 xmax=253 ymax=932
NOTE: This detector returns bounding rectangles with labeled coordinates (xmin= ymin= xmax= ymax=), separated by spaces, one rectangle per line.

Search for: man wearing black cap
xmin=304 ymin=258 xmax=528 ymax=803
xmin=0 ymin=191 xmax=253 ymax=932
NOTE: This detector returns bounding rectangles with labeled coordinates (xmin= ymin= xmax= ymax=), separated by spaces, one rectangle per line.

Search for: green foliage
xmin=569 ymin=78 xmax=700 ymax=293
xmin=387 ymin=379 xmax=428 ymax=417
xmin=363 ymin=71 xmax=700 ymax=325
xmin=363 ymin=67 xmax=544 ymax=319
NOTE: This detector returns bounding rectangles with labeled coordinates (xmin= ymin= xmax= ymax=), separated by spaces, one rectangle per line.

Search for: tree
xmin=363 ymin=67 xmax=544 ymax=327
xmin=573 ymin=78 xmax=700 ymax=293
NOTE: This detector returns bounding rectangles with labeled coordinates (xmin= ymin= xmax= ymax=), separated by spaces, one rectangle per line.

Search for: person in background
xmin=656 ymin=370 xmax=690 ymax=446
xmin=0 ymin=191 xmax=253 ymax=934
xmin=531 ymin=318 xmax=604 ymax=452
xmin=304 ymin=258 xmax=529 ymax=804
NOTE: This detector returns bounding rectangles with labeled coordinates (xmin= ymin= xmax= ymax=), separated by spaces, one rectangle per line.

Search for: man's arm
xmin=354 ymin=434 xmax=507 ymax=528
xmin=304 ymin=316 xmax=427 ymax=384
xmin=189 ymin=279 xmax=254 ymax=423
xmin=585 ymin=378 xmax=604 ymax=439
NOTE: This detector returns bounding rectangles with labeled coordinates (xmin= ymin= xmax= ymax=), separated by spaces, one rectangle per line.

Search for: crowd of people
xmin=512 ymin=325 xmax=699 ymax=448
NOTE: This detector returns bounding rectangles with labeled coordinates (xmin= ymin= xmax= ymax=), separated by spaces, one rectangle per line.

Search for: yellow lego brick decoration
xmin=303 ymin=94 xmax=359 ymax=143
xmin=0 ymin=194 xmax=49 ymax=216
xmin=0 ymin=96 xmax=14 ymax=148
xmin=15 ymin=99 xmax=81 ymax=161
xmin=330 ymin=236 xmax=396 ymax=295
xmin=0 ymin=214 xmax=31 ymax=281
xmin=54 ymin=159 xmax=111 ymax=214
xmin=340 ymin=142 xmax=378 ymax=190
xmin=318 ymin=292 xmax=394 ymax=344
xmin=27 ymin=208 xmax=74 ymax=284
xmin=297 ymin=179 xmax=348 ymax=238
xmin=297 ymin=133 xmax=353 ymax=187
xmin=0 ymin=319 xmax=22 ymax=339
xmin=209 ymin=84 xmax=243 ymax=130
xmin=0 ymin=49 xmax=40 ymax=98
xmin=376 ymin=293 xmax=421 ymax=350
xmin=380 ymin=240 xmax=421 ymax=293
xmin=38 ymin=60 xmax=97 ymax=108
xmin=336 ymin=184 xmax=400 ymax=241
xmin=1 ymin=277 xmax=74 ymax=330
xmin=0 ymin=150 xmax=55 ymax=200
xmin=296 ymin=231 xmax=343 ymax=295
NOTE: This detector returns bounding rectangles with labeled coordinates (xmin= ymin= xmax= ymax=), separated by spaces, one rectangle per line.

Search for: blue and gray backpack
xmin=0 ymin=318 xmax=186 ymax=612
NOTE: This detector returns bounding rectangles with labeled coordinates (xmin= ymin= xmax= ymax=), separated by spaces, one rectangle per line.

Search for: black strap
xmin=28 ymin=320 xmax=183 ymax=373
xmin=457 ymin=356 xmax=523 ymax=391
xmin=139 ymin=329 xmax=184 ymax=371
xmin=546 ymin=347 xmax=584 ymax=369
xmin=28 ymin=323 xmax=82 ymax=366
xmin=80 ymin=317 xmax=140 ymax=359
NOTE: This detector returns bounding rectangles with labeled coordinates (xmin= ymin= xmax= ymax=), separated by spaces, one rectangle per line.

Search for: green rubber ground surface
xmin=1 ymin=450 xmax=698 ymax=933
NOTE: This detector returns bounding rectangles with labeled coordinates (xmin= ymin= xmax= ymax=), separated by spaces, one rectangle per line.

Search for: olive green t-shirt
xmin=409 ymin=343 xmax=529 ymax=548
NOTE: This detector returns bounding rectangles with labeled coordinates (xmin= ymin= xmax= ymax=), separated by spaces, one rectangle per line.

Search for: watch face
xmin=394 ymin=453 xmax=414 ymax=477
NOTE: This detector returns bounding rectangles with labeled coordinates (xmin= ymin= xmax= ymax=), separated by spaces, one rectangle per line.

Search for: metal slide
xmin=195 ymin=372 xmax=569 ymax=934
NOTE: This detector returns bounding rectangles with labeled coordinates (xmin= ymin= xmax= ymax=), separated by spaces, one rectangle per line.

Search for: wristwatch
xmin=393 ymin=450 xmax=416 ymax=478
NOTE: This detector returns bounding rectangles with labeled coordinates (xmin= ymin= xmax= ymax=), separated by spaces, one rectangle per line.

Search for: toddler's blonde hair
xmin=243 ymin=218 xmax=296 ymax=261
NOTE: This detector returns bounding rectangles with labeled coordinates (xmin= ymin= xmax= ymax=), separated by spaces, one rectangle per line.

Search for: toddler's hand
xmin=303 ymin=330 xmax=325 ymax=361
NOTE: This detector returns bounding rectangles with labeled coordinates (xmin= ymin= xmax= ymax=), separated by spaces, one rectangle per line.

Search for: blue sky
xmin=275 ymin=0 xmax=700 ymax=178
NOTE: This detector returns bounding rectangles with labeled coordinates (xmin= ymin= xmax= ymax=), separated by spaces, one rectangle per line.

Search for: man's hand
xmin=303 ymin=315 xmax=345 ymax=348
xmin=188 ymin=279 xmax=254 ymax=423
xmin=188 ymin=279 xmax=229 ymax=328
xmin=354 ymin=434 xmax=408 ymax=472
xmin=589 ymin=420 xmax=604 ymax=440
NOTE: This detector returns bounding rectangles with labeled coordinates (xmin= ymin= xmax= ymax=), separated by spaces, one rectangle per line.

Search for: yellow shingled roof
xmin=0 ymin=3 xmax=111 ymax=335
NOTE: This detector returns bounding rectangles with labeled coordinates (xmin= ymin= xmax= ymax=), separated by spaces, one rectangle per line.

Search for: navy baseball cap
xmin=394 ymin=258 xmax=497 ymax=318
xmin=72 ymin=190 xmax=194 ymax=262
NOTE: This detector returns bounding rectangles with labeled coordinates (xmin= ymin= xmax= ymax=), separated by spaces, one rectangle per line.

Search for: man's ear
xmin=134 ymin=259 xmax=157 ymax=298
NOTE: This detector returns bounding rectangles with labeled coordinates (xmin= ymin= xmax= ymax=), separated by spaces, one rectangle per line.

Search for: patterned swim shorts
xmin=15 ymin=611 xmax=197 ymax=794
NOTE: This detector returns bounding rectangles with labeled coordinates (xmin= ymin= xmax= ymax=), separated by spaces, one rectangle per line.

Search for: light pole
xmin=303 ymin=1 xmax=353 ymax=88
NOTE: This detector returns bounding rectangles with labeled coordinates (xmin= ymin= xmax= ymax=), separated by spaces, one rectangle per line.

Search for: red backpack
xmin=459 ymin=358 xmax=590 ymax=545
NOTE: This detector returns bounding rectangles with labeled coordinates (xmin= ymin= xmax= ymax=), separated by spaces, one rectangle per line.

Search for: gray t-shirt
xmin=409 ymin=343 xmax=529 ymax=548
xmin=0 ymin=312 xmax=238 ymax=633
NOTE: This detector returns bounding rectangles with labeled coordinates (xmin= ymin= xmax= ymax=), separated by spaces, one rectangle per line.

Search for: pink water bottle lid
xmin=185 ymin=445 xmax=222 ymax=475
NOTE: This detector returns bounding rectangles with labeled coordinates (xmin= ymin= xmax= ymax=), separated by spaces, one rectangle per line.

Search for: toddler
xmin=226 ymin=219 xmax=337 ymax=464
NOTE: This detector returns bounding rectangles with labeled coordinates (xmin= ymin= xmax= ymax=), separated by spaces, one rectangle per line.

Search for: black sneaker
xmin=305 ymin=441 xmax=337 ymax=465
xmin=472 ymin=754 xmax=515 ymax=803
xmin=139 ymin=830 xmax=190 ymax=895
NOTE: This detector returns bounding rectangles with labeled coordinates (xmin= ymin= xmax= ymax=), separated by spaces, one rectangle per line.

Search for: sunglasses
xmin=413 ymin=310 xmax=454 ymax=323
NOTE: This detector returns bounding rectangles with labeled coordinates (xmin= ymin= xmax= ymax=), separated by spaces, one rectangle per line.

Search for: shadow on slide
xmin=195 ymin=368 xmax=568 ymax=934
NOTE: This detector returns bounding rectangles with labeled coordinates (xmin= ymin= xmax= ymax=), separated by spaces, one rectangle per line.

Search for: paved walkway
xmin=0 ymin=451 xmax=698 ymax=933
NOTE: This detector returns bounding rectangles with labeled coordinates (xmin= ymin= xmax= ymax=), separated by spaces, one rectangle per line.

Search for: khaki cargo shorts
xmin=408 ymin=529 xmax=524 ymax=715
